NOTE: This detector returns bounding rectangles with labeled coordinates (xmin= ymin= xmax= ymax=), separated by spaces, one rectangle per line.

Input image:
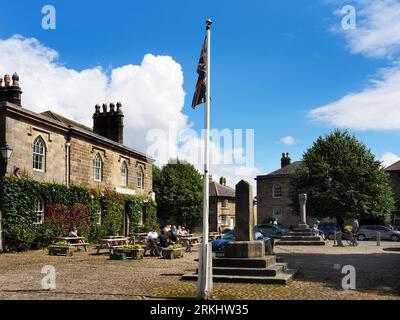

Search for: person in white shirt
xmin=147 ymin=230 xmax=159 ymax=240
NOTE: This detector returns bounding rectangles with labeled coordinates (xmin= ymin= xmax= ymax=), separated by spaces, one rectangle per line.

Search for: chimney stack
xmin=93 ymin=102 xmax=124 ymax=144
xmin=281 ymin=152 xmax=291 ymax=168
xmin=209 ymin=175 xmax=213 ymax=183
xmin=219 ymin=176 xmax=226 ymax=186
xmin=0 ymin=73 xmax=22 ymax=106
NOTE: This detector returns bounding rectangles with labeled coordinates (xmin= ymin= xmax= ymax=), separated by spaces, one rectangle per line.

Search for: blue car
xmin=318 ymin=224 xmax=340 ymax=240
xmin=211 ymin=229 xmax=274 ymax=254
xmin=254 ymin=224 xmax=289 ymax=238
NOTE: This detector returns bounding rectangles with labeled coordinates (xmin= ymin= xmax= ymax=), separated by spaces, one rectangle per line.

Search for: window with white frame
xmin=222 ymin=199 xmax=228 ymax=208
xmin=34 ymin=198 xmax=45 ymax=224
xmin=33 ymin=136 xmax=45 ymax=171
xmin=120 ymin=161 xmax=128 ymax=187
xmin=272 ymin=184 xmax=282 ymax=198
xmin=93 ymin=153 xmax=102 ymax=181
xmin=137 ymin=167 xmax=144 ymax=189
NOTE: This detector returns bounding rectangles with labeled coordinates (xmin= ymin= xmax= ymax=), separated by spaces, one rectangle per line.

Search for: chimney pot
xmin=109 ymin=103 xmax=115 ymax=113
xmin=102 ymin=103 xmax=107 ymax=113
xmin=4 ymin=74 xmax=11 ymax=87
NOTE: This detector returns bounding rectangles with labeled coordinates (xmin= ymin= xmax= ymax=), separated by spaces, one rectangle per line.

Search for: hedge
xmin=0 ymin=177 xmax=157 ymax=251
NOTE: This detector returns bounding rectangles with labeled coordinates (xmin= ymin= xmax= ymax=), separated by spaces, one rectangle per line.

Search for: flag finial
xmin=206 ymin=18 xmax=212 ymax=29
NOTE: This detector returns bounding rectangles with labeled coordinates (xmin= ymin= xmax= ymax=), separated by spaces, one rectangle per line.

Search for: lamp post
xmin=0 ymin=144 xmax=13 ymax=175
xmin=0 ymin=144 xmax=12 ymax=252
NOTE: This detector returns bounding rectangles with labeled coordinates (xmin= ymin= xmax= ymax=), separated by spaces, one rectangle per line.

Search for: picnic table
xmin=95 ymin=237 xmax=129 ymax=254
xmin=180 ymin=236 xmax=201 ymax=252
xmin=130 ymin=233 xmax=148 ymax=246
xmin=54 ymin=236 xmax=89 ymax=252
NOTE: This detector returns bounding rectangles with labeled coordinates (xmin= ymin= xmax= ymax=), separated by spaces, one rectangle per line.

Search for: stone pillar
xmin=299 ymin=193 xmax=307 ymax=227
xmin=235 ymin=180 xmax=254 ymax=241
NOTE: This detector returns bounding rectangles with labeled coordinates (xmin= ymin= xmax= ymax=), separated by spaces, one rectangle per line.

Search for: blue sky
xmin=1 ymin=0 xmax=400 ymax=184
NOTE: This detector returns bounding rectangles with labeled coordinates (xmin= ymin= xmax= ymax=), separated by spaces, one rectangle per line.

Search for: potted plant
xmin=162 ymin=244 xmax=184 ymax=259
xmin=48 ymin=241 xmax=74 ymax=256
xmin=114 ymin=244 xmax=144 ymax=260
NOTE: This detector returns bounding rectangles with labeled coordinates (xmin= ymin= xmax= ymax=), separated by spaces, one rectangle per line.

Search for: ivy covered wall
xmin=0 ymin=177 xmax=157 ymax=251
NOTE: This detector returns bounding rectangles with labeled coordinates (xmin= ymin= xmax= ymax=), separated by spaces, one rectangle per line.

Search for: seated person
xmin=158 ymin=229 xmax=169 ymax=248
xmin=67 ymin=226 xmax=83 ymax=249
xmin=170 ymin=225 xmax=178 ymax=243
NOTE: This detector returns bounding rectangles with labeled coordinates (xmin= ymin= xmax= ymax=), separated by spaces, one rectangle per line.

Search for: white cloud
xmin=280 ymin=136 xmax=296 ymax=145
xmin=340 ymin=0 xmax=400 ymax=59
xmin=0 ymin=34 xmax=262 ymax=186
xmin=310 ymin=0 xmax=400 ymax=131
xmin=309 ymin=64 xmax=400 ymax=130
xmin=380 ymin=152 xmax=400 ymax=168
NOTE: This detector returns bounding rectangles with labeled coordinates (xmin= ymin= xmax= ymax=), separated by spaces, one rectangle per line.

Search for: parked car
xmin=318 ymin=224 xmax=341 ymax=240
xmin=211 ymin=229 xmax=274 ymax=254
xmin=254 ymin=224 xmax=289 ymax=238
xmin=357 ymin=225 xmax=400 ymax=241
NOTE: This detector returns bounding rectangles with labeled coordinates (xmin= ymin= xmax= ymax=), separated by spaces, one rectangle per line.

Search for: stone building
xmin=385 ymin=161 xmax=400 ymax=227
xmin=209 ymin=176 xmax=236 ymax=232
xmin=256 ymin=153 xmax=303 ymax=227
xmin=0 ymin=73 xmax=154 ymax=231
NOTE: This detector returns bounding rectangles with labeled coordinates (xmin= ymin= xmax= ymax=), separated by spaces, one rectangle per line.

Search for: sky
xmin=0 ymin=0 xmax=400 ymax=189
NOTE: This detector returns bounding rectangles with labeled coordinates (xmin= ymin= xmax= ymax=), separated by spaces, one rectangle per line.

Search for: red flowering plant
xmin=45 ymin=203 xmax=92 ymax=237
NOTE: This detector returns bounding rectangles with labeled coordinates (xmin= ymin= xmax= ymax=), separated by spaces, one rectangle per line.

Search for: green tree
xmin=290 ymin=129 xmax=395 ymax=226
xmin=154 ymin=160 xmax=203 ymax=228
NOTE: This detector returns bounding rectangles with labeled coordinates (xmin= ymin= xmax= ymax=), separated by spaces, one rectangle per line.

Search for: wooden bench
xmin=48 ymin=245 xmax=74 ymax=256
xmin=69 ymin=242 xmax=89 ymax=252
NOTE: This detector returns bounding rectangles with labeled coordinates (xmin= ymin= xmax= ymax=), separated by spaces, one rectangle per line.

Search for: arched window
xmin=272 ymin=184 xmax=282 ymax=198
xmin=137 ymin=167 xmax=144 ymax=189
xmin=33 ymin=136 xmax=45 ymax=171
xmin=93 ymin=153 xmax=102 ymax=181
xmin=120 ymin=161 xmax=128 ymax=187
xmin=34 ymin=198 xmax=45 ymax=224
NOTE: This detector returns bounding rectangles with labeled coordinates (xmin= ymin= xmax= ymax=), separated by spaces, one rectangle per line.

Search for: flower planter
xmin=48 ymin=245 xmax=74 ymax=256
xmin=162 ymin=248 xmax=184 ymax=259
xmin=110 ymin=253 xmax=127 ymax=260
xmin=115 ymin=248 xmax=144 ymax=260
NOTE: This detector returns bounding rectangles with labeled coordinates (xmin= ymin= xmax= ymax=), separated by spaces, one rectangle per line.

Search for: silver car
xmin=357 ymin=225 xmax=400 ymax=241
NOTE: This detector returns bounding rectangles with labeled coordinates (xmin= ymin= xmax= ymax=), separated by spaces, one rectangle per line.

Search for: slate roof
xmin=209 ymin=181 xmax=235 ymax=198
xmin=386 ymin=160 xmax=400 ymax=172
xmin=256 ymin=161 xmax=303 ymax=179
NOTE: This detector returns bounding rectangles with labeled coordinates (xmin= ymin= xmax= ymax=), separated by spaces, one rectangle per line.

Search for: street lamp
xmin=0 ymin=144 xmax=13 ymax=162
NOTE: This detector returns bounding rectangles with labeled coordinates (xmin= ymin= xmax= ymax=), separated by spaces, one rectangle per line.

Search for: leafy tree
xmin=290 ymin=129 xmax=395 ymax=226
xmin=154 ymin=160 xmax=203 ymax=228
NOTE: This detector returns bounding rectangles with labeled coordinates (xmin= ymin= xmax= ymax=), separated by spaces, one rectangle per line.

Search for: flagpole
xmin=197 ymin=18 xmax=213 ymax=300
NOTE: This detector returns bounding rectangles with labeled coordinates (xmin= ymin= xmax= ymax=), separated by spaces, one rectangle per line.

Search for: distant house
xmin=256 ymin=153 xmax=303 ymax=227
xmin=209 ymin=176 xmax=236 ymax=232
xmin=385 ymin=161 xmax=400 ymax=227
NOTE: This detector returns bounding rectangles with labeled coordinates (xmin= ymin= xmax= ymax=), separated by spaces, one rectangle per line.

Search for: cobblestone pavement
xmin=0 ymin=242 xmax=399 ymax=300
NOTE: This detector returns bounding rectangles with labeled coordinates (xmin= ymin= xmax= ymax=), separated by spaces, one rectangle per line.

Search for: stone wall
xmin=209 ymin=198 xmax=236 ymax=232
xmin=2 ymin=112 xmax=152 ymax=194
xmin=257 ymin=176 xmax=298 ymax=227
xmin=4 ymin=116 xmax=67 ymax=184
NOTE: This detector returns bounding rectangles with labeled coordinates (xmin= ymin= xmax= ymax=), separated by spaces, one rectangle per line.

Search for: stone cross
xmin=299 ymin=193 xmax=307 ymax=225
xmin=235 ymin=180 xmax=254 ymax=241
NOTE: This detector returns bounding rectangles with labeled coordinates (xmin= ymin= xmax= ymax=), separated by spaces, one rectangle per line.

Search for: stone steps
xmin=289 ymin=232 xmax=315 ymax=236
xmin=182 ymin=269 xmax=297 ymax=285
xmin=280 ymin=235 xmax=321 ymax=241
xmin=212 ymin=256 xmax=277 ymax=268
xmin=211 ymin=263 xmax=287 ymax=277
xmin=277 ymin=240 xmax=325 ymax=246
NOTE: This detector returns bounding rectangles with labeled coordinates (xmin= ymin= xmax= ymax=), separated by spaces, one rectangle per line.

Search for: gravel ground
xmin=0 ymin=242 xmax=399 ymax=300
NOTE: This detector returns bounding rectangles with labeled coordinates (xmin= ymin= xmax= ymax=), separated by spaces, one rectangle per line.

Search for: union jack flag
xmin=192 ymin=36 xmax=208 ymax=108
